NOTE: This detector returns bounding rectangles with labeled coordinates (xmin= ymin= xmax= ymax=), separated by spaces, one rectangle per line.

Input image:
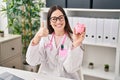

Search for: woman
xmin=26 ymin=5 xmax=85 ymax=80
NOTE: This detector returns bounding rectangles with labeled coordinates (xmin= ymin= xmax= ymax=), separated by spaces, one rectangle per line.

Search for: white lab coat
xmin=26 ymin=34 xmax=83 ymax=80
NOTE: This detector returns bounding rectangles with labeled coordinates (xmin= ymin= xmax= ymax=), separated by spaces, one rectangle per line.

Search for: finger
xmin=45 ymin=29 xmax=49 ymax=34
xmin=43 ymin=20 xmax=47 ymax=27
xmin=80 ymin=32 xmax=85 ymax=38
xmin=73 ymin=28 xmax=76 ymax=35
xmin=43 ymin=32 xmax=48 ymax=36
xmin=84 ymin=27 xmax=86 ymax=32
xmin=41 ymin=21 xmax=44 ymax=28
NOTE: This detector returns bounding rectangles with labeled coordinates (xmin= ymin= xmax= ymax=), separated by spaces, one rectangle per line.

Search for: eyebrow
xmin=51 ymin=15 xmax=64 ymax=18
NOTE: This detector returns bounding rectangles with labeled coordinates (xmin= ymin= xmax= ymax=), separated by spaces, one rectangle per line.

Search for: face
xmin=50 ymin=9 xmax=65 ymax=33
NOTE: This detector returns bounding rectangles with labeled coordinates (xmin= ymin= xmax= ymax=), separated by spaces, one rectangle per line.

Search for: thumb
xmin=40 ymin=21 xmax=44 ymax=28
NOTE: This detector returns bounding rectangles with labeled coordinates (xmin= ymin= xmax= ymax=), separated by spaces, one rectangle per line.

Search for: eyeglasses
xmin=50 ymin=15 xmax=65 ymax=23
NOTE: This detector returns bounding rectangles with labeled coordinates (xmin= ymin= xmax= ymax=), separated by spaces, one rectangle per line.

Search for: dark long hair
xmin=47 ymin=5 xmax=73 ymax=41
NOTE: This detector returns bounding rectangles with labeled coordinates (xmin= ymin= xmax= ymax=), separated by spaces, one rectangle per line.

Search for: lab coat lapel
xmin=52 ymin=36 xmax=57 ymax=50
xmin=53 ymin=35 xmax=64 ymax=51
xmin=51 ymin=34 xmax=67 ymax=56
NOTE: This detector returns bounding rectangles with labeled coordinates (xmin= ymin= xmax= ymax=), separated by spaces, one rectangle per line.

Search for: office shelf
xmin=83 ymin=66 xmax=115 ymax=80
xmin=41 ymin=8 xmax=120 ymax=80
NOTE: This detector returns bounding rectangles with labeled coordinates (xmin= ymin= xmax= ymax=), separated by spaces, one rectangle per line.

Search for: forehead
xmin=51 ymin=9 xmax=63 ymax=17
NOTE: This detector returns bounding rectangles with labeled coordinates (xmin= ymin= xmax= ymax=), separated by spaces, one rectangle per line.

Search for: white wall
xmin=0 ymin=0 xmax=8 ymax=34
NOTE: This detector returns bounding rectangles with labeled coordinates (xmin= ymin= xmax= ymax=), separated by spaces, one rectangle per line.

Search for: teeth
xmin=57 ymin=25 xmax=61 ymax=27
xmin=56 ymin=25 xmax=62 ymax=27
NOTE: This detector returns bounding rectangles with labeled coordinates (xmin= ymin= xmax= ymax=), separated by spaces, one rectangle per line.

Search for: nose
xmin=56 ymin=18 xmax=61 ymax=23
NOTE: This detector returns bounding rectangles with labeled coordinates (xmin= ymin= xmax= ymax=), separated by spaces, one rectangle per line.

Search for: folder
xmin=103 ymin=19 xmax=112 ymax=44
xmin=79 ymin=17 xmax=90 ymax=43
xmin=68 ymin=17 xmax=73 ymax=30
xmin=88 ymin=18 xmax=97 ymax=43
xmin=96 ymin=18 xmax=104 ymax=43
xmin=79 ymin=17 xmax=85 ymax=24
xmin=110 ymin=19 xmax=119 ymax=45
xmin=72 ymin=17 xmax=80 ymax=29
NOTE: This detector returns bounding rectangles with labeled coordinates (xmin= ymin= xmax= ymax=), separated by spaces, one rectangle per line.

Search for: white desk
xmin=0 ymin=66 xmax=73 ymax=80
xmin=115 ymin=76 xmax=120 ymax=80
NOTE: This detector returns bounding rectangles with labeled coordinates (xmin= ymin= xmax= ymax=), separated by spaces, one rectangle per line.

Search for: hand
xmin=32 ymin=21 xmax=49 ymax=45
xmin=35 ymin=21 xmax=49 ymax=38
xmin=72 ymin=27 xmax=86 ymax=48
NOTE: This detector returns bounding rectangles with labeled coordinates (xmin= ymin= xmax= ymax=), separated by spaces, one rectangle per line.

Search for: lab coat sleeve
xmin=63 ymin=46 xmax=83 ymax=73
xmin=26 ymin=38 xmax=46 ymax=66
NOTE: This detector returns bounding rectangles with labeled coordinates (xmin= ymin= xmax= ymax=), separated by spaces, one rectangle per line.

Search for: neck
xmin=54 ymin=31 xmax=65 ymax=36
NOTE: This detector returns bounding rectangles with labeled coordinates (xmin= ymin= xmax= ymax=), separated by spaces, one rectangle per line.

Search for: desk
xmin=115 ymin=76 xmax=120 ymax=80
xmin=0 ymin=66 xmax=73 ymax=80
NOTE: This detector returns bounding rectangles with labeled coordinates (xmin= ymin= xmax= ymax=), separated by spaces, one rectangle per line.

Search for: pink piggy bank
xmin=74 ymin=23 xmax=85 ymax=34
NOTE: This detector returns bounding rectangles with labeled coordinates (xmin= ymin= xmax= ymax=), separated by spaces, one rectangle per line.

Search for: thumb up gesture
xmin=36 ymin=21 xmax=49 ymax=38
xmin=32 ymin=21 xmax=49 ymax=45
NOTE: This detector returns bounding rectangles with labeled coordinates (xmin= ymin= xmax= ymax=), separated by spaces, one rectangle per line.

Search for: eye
xmin=51 ymin=17 xmax=57 ymax=21
xmin=59 ymin=16 xmax=63 ymax=20
xmin=50 ymin=17 xmax=57 ymax=22
xmin=59 ymin=15 xmax=64 ymax=20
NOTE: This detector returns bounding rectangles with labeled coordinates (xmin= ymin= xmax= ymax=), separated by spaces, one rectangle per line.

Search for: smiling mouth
xmin=56 ymin=24 xmax=62 ymax=28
